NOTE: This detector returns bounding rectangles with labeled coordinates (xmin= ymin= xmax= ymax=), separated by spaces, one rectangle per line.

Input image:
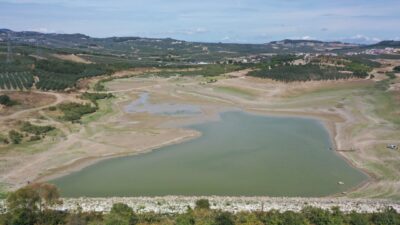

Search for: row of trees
xmin=33 ymin=59 xmax=113 ymax=91
xmin=152 ymin=64 xmax=244 ymax=78
xmin=1 ymin=184 xmax=399 ymax=225
xmin=249 ymin=55 xmax=378 ymax=82
xmin=249 ymin=64 xmax=360 ymax=82
xmin=0 ymin=72 xmax=34 ymax=90
xmin=344 ymin=62 xmax=371 ymax=77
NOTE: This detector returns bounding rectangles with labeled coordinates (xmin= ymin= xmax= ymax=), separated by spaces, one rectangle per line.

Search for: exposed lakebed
xmin=124 ymin=92 xmax=201 ymax=116
xmin=52 ymin=110 xmax=367 ymax=197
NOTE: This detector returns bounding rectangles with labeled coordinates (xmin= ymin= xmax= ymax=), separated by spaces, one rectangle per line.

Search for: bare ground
xmin=52 ymin=54 xmax=93 ymax=64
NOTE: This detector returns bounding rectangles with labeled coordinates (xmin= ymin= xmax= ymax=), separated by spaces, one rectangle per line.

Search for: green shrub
xmin=195 ymin=199 xmax=210 ymax=210
xmin=81 ymin=92 xmax=113 ymax=106
xmin=20 ymin=122 xmax=55 ymax=135
xmin=58 ymin=103 xmax=97 ymax=122
xmin=8 ymin=130 xmax=23 ymax=144
xmin=29 ymin=135 xmax=41 ymax=142
xmin=280 ymin=211 xmax=308 ymax=225
xmin=105 ymin=203 xmax=138 ymax=225
xmin=0 ymin=95 xmax=16 ymax=106
xmin=386 ymin=72 xmax=397 ymax=79
xmin=372 ymin=207 xmax=400 ymax=225
xmin=0 ymin=134 xmax=9 ymax=144
xmin=176 ymin=213 xmax=195 ymax=225
xmin=348 ymin=211 xmax=371 ymax=225
xmin=214 ymin=212 xmax=234 ymax=225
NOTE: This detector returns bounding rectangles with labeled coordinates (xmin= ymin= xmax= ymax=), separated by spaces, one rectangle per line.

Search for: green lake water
xmin=52 ymin=111 xmax=367 ymax=197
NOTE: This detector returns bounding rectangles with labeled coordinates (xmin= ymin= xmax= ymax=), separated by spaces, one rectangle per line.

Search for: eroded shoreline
xmin=39 ymin=86 xmax=371 ymax=197
xmin=1 ymin=74 xmax=396 ymax=199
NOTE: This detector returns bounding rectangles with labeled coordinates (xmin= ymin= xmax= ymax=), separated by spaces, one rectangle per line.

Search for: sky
xmin=0 ymin=0 xmax=399 ymax=44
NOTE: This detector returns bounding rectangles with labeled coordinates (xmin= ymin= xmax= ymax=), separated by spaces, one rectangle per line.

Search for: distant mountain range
xmin=1 ymin=29 xmax=399 ymax=58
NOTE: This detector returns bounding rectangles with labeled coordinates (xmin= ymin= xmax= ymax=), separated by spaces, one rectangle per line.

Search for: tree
xmin=29 ymin=183 xmax=62 ymax=210
xmin=330 ymin=206 xmax=345 ymax=224
xmin=65 ymin=213 xmax=86 ymax=225
xmin=281 ymin=211 xmax=308 ymax=225
xmin=8 ymin=130 xmax=23 ymax=144
xmin=4 ymin=206 xmax=38 ymax=225
xmin=372 ymin=207 xmax=400 ymax=225
xmin=301 ymin=206 xmax=333 ymax=225
xmin=195 ymin=199 xmax=210 ymax=210
xmin=104 ymin=203 xmax=138 ymax=225
xmin=5 ymin=183 xmax=62 ymax=225
xmin=256 ymin=210 xmax=283 ymax=225
xmin=235 ymin=212 xmax=263 ymax=225
xmin=5 ymin=185 xmax=40 ymax=225
xmin=348 ymin=211 xmax=371 ymax=225
xmin=176 ymin=212 xmax=195 ymax=225
xmin=7 ymin=183 xmax=61 ymax=210
xmin=36 ymin=210 xmax=66 ymax=225
xmin=0 ymin=95 xmax=15 ymax=106
xmin=214 ymin=212 xmax=235 ymax=225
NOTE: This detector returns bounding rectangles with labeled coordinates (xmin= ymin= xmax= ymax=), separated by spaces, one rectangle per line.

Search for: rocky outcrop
xmin=2 ymin=197 xmax=399 ymax=213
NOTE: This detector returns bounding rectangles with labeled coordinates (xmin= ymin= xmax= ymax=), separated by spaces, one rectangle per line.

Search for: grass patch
xmin=146 ymin=64 xmax=244 ymax=78
xmin=369 ymin=81 xmax=400 ymax=125
xmin=0 ymin=184 xmax=7 ymax=199
xmin=284 ymin=80 xmax=373 ymax=99
xmin=365 ymin=162 xmax=398 ymax=180
xmin=81 ymin=97 xmax=116 ymax=125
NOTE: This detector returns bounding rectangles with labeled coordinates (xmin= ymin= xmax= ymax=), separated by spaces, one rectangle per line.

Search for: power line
xmin=6 ymin=32 xmax=13 ymax=63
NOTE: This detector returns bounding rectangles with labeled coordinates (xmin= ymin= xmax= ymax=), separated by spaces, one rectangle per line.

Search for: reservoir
xmin=52 ymin=111 xmax=367 ymax=197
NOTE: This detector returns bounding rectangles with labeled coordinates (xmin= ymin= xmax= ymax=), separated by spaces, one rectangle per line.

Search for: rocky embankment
xmin=2 ymin=197 xmax=400 ymax=214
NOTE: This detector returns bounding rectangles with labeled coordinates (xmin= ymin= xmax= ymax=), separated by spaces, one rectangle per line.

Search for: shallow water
xmin=124 ymin=93 xmax=201 ymax=116
xmin=53 ymin=111 xmax=367 ymax=197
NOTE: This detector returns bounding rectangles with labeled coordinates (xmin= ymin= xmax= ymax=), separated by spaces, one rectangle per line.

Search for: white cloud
xmin=164 ymin=27 xmax=208 ymax=36
xmin=288 ymin=35 xmax=316 ymax=40
xmin=300 ymin=36 xmax=314 ymax=40
xmin=353 ymin=34 xmax=381 ymax=42
xmin=31 ymin=27 xmax=51 ymax=33
xmin=221 ymin=36 xmax=231 ymax=41
xmin=340 ymin=34 xmax=381 ymax=44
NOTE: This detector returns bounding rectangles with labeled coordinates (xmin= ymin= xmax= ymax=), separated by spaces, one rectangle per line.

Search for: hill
xmin=0 ymin=29 xmax=362 ymax=60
